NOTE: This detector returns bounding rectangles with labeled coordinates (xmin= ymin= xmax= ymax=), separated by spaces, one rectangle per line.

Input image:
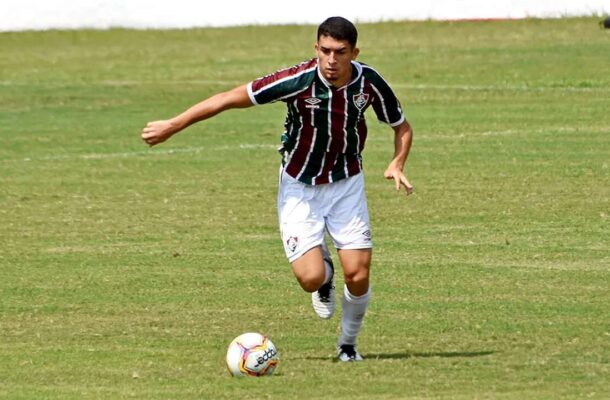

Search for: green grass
xmin=1 ymin=18 xmax=609 ymax=399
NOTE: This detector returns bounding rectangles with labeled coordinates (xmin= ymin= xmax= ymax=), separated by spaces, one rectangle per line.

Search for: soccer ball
xmin=226 ymin=332 xmax=279 ymax=377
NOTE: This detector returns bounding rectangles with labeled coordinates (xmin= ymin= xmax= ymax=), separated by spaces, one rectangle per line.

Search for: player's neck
xmin=330 ymin=65 xmax=356 ymax=89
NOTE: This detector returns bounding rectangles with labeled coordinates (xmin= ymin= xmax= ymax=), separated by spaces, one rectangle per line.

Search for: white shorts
xmin=278 ymin=168 xmax=373 ymax=262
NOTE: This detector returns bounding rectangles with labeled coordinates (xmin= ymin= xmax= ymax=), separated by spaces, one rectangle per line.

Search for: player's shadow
xmin=365 ymin=350 xmax=495 ymax=360
xmin=300 ymin=350 xmax=495 ymax=361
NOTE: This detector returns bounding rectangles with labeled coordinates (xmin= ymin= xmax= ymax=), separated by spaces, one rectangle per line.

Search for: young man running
xmin=141 ymin=16 xmax=414 ymax=362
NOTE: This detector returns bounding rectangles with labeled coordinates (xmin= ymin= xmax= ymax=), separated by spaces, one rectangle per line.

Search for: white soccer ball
xmin=226 ymin=332 xmax=279 ymax=377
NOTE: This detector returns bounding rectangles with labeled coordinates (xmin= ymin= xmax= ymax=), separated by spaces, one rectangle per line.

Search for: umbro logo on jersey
xmin=305 ymin=97 xmax=322 ymax=109
xmin=353 ymin=93 xmax=370 ymax=110
xmin=305 ymin=97 xmax=322 ymax=105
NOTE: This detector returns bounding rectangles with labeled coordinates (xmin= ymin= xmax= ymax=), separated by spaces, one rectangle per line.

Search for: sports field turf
xmin=1 ymin=17 xmax=608 ymax=399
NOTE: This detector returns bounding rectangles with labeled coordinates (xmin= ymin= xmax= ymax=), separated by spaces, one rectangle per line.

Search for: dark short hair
xmin=317 ymin=16 xmax=358 ymax=48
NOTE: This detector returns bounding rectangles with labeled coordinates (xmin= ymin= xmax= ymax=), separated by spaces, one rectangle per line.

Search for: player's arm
xmin=383 ymin=119 xmax=414 ymax=195
xmin=141 ymin=84 xmax=253 ymax=146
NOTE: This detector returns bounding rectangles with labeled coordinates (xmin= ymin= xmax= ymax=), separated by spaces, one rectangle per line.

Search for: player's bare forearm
xmin=141 ymin=84 xmax=253 ymax=146
xmin=172 ymin=84 xmax=253 ymax=130
xmin=389 ymin=120 xmax=412 ymax=170
xmin=384 ymin=120 xmax=414 ymax=195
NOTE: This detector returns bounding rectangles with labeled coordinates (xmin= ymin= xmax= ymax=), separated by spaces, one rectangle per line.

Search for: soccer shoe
xmin=337 ymin=344 xmax=364 ymax=362
xmin=311 ymin=256 xmax=335 ymax=319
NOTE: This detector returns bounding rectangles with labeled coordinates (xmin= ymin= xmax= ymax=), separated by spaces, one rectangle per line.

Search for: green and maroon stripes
xmin=362 ymin=64 xmax=405 ymax=127
xmin=248 ymin=59 xmax=318 ymax=105
xmin=247 ymin=58 xmax=404 ymax=185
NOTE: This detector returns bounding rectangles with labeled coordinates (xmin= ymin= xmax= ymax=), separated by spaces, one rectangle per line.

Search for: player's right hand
xmin=141 ymin=120 xmax=176 ymax=146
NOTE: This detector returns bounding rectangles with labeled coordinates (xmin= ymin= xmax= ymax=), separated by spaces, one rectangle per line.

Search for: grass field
xmin=1 ymin=17 xmax=609 ymax=399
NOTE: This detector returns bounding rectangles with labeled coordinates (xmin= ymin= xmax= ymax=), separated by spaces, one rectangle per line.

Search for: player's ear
xmin=352 ymin=47 xmax=360 ymax=60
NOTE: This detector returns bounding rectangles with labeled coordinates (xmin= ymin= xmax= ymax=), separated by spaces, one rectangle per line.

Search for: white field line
xmin=368 ymin=125 xmax=610 ymax=142
xmin=4 ymin=126 xmax=608 ymax=164
xmin=0 ymin=80 xmax=608 ymax=93
xmin=393 ymin=83 xmax=609 ymax=93
xmin=2 ymin=144 xmax=277 ymax=163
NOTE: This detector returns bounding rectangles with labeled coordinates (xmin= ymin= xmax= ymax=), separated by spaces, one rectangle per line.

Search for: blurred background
xmin=2 ymin=0 xmax=609 ymax=31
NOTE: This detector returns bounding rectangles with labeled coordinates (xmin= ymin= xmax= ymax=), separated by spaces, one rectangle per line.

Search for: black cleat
xmin=337 ymin=344 xmax=364 ymax=362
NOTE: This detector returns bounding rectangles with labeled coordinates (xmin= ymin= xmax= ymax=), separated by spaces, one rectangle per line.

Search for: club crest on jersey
xmin=353 ymin=93 xmax=369 ymax=110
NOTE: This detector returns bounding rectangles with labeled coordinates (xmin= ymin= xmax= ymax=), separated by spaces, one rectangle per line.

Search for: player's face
xmin=315 ymin=35 xmax=359 ymax=87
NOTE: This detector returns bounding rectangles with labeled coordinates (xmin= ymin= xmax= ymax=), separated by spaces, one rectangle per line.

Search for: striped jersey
xmin=247 ymin=58 xmax=405 ymax=185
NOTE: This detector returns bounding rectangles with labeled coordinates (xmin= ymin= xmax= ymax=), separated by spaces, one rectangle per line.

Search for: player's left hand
xmin=384 ymin=167 xmax=414 ymax=195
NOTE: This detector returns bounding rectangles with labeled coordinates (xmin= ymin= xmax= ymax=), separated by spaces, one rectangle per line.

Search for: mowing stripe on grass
xmin=1 ymin=80 xmax=608 ymax=93
xmin=4 ymin=125 xmax=609 ymax=164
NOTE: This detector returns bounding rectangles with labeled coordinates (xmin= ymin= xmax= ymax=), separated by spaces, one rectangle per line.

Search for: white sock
xmin=339 ymin=285 xmax=371 ymax=346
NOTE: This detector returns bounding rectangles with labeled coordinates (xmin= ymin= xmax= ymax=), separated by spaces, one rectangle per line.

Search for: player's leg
xmin=338 ymin=248 xmax=371 ymax=296
xmin=286 ymin=242 xmax=336 ymax=320
xmin=325 ymin=173 xmax=372 ymax=361
xmin=290 ymin=245 xmax=325 ymax=292
xmin=336 ymin=248 xmax=371 ymax=361
xmin=292 ymin=241 xmax=335 ymax=319
xmin=277 ymin=168 xmax=335 ymax=318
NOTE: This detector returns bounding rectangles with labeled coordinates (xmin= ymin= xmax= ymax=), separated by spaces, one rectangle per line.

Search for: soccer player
xmin=141 ymin=16 xmax=413 ymax=362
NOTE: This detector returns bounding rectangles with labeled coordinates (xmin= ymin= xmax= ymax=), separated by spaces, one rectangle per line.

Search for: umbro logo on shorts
xmin=363 ymin=230 xmax=372 ymax=241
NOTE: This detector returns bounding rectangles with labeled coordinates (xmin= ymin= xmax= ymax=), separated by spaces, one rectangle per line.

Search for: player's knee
xmin=295 ymin=271 xmax=325 ymax=293
xmin=343 ymin=268 xmax=369 ymax=287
